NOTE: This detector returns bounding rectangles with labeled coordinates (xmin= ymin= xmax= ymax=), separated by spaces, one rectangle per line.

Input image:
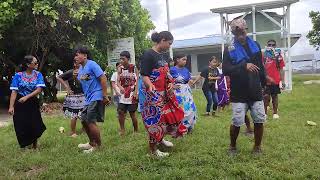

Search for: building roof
xmin=173 ymin=35 xmax=224 ymax=49
xmin=210 ymin=0 xmax=299 ymax=14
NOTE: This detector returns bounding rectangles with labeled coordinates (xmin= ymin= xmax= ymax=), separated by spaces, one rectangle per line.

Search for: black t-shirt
xmin=140 ymin=49 xmax=171 ymax=76
xmin=59 ymin=69 xmax=83 ymax=94
xmin=222 ymin=42 xmax=266 ymax=103
xmin=200 ymin=67 xmax=219 ymax=91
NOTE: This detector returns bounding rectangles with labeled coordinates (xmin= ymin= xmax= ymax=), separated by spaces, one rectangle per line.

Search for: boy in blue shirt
xmin=74 ymin=47 xmax=110 ymax=153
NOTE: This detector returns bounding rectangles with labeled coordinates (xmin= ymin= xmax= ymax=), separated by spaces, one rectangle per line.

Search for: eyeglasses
xmin=267 ymin=44 xmax=276 ymax=47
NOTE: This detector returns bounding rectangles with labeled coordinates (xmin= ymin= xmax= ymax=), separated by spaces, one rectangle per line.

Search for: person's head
xmin=209 ymin=56 xmax=219 ymax=68
xmin=119 ymin=51 xmax=130 ymax=66
xmin=74 ymin=46 xmax=90 ymax=65
xmin=173 ymin=54 xmax=187 ymax=67
xmin=230 ymin=18 xmax=248 ymax=44
xmin=267 ymin=39 xmax=277 ymax=48
xmin=21 ymin=55 xmax=38 ymax=71
xmin=151 ymin=31 xmax=174 ymax=52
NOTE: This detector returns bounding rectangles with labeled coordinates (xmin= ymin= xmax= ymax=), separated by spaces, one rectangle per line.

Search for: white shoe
xmin=155 ymin=149 xmax=169 ymax=157
xmin=161 ymin=139 xmax=174 ymax=147
xmin=78 ymin=143 xmax=92 ymax=150
xmin=273 ymin=114 xmax=280 ymax=119
xmin=83 ymin=147 xmax=96 ymax=153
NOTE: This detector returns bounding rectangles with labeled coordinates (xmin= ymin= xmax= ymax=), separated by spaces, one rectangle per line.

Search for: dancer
xmin=117 ymin=51 xmax=139 ymax=135
xmin=8 ymin=55 xmax=46 ymax=149
xmin=170 ymin=54 xmax=197 ymax=134
xmin=263 ymin=39 xmax=285 ymax=119
xmin=57 ymin=61 xmax=85 ymax=137
xmin=222 ymin=18 xmax=266 ymax=155
xmin=193 ymin=56 xmax=220 ymax=116
xmin=75 ymin=47 xmax=110 ymax=153
xmin=140 ymin=31 xmax=185 ymax=157
xmin=217 ymin=61 xmax=229 ymax=111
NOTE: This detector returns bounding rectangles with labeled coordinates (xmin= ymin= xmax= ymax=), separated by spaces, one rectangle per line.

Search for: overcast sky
xmin=140 ymin=0 xmax=320 ymax=40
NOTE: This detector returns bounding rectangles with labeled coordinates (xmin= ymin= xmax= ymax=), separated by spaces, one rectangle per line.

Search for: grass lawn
xmin=1 ymin=75 xmax=320 ymax=179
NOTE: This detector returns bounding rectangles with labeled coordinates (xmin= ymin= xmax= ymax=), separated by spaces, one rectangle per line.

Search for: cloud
xmin=170 ymin=12 xmax=218 ymax=30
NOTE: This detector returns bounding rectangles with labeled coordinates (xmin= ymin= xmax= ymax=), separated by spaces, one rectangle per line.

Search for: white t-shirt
xmin=110 ymin=72 xmax=120 ymax=96
xmin=118 ymin=64 xmax=137 ymax=104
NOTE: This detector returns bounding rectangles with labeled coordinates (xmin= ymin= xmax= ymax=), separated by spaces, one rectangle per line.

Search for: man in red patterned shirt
xmin=263 ymin=39 xmax=285 ymax=119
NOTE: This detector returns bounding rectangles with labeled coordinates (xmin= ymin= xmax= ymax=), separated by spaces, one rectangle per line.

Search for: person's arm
xmin=140 ymin=50 xmax=156 ymax=91
xmin=142 ymin=76 xmax=155 ymax=91
xmin=192 ymin=75 xmax=204 ymax=86
xmin=222 ymin=49 xmax=247 ymax=76
xmin=116 ymin=66 xmax=125 ymax=94
xmin=256 ymin=48 xmax=267 ymax=88
xmin=8 ymin=90 xmax=17 ymax=115
xmin=134 ymin=66 xmax=139 ymax=97
xmin=57 ymin=70 xmax=73 ymax=94
xmin=99 ymin=74 xmax=108 ymax=99
xmin=92 ymin=61 xmax=110 ymax=105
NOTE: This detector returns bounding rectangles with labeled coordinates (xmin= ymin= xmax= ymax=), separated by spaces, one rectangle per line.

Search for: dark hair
xmin=74 ymin=46 xmax=91 ymax=59
xmin=209 ymin=56 xmax=218 ymax=62
xmin=151 ymin=31 xmax=174 ymax=43
xmin=21 ymin=55 xmax=35 ymax=71
xmin=173 ymin=54 xmax=186 ymax=66
xmin=115 ymin=62 xmax=120 ymax=67
xmin=120 ymin=51 xmax=130 ymax=59
xmin=267 ymin=39 xmax=276 ymax=45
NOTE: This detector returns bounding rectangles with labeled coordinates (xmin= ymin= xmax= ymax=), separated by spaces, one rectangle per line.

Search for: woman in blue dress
xmin=170 ymin=54 xmax=197 ymax=133
xmin=8 ymin=55 xmax=46 ymax=149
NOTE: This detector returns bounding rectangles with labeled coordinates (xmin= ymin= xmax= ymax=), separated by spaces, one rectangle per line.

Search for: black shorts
xmin=81 ymin=101 xmax=105 ymax=123
xmin=117 ymin=103 xmax=138 ymax=113
xmin=265 ymin=85 xmax=281 ymax=95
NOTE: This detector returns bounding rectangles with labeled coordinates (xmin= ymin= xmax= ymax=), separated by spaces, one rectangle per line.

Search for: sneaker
xmin=83 ymin=147 xmax=96 ymax=153
xmin=202 ymin=112 xmax=210 ymax=116
xmin=161 ymin=139 xmax=174 ymax=147
xmin=70 ymin=133 xmax=78 ymax=138
xmin=155 ymin=149 xmax=169 ymax=157
xmin=273 ymin=114 xmax=280 ymax=119
xmin=78 ymin=143 xmax=92 ymax=150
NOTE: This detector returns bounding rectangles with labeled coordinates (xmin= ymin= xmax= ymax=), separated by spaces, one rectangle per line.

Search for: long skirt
xmin=217 ymin=75 xmax=229 ymax=107
xmin=13 ymin=95 xmax=46 ymax=148
xmin=62 ymin=94 xmax=85 ymax=118
xmin=140 ymin=66 xmax=185 ymax=144
xmin=175 ymin=83 xmax=197 ymax=132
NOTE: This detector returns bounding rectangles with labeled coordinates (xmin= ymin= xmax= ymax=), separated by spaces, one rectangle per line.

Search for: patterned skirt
xmin=175 ymin=84 xmax=197 ymax=132
xmin=62 ymin=94 xmax=85 ymax=118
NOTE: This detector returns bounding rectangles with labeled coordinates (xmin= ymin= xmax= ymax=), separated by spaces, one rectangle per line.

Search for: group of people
xmin=8 ymin=17 xmax=285 ymax=157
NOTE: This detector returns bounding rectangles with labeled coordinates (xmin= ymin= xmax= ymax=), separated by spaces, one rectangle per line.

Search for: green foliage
xmin=307 ymin=11 xmax=320 ymax=50
xmin=1 ymin=75 xmax=320 ymax=179
xmin=0 ymin=0 xmax=154 ymax=102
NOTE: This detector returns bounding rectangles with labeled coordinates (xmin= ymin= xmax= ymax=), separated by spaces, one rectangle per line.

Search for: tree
xmin=0 ymin=0 xmax=154 ymax=102
xmin=307 ymin=11 xmax=320 ymax=50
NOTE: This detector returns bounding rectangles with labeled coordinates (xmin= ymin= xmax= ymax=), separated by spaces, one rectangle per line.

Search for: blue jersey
xmin=77 ymin=60 xmax=104 ymax=105
xmin=170 ymin=66 xmax=191 ymax=84
xmin=10 ymin=70 xmax=46 ymax=96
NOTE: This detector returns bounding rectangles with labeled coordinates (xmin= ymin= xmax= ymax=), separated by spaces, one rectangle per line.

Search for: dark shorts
xmin=265 ymin=85 xmax=281 ymax=95
xmin=81 ymin=101 xmax=105 ymax=123
xmin=117 ymin=103 xmax=138 ymax=113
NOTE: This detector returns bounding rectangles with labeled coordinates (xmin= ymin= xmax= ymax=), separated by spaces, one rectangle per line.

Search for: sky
xmin=140 ymin=0 xmax=320 ymax=40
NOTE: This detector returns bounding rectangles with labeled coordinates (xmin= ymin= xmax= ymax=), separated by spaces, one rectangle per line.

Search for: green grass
xmin=1 ymin=75 xmax=320 ymax=179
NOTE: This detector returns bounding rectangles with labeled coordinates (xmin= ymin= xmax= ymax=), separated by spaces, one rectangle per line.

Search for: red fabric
xmin=263 ymin=55 xmax=285 ymax=85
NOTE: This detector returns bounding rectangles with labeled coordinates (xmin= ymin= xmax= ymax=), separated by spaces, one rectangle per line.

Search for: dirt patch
xmin=25 ymin=166 xmax=46 ymax=178
xmin=40 ymin=102 xmax=63 ymax=114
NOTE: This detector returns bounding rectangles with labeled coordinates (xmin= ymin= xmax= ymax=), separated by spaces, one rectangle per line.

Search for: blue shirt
xmin=77 ymin=60 xmax=104 ymax=105
xmin=10 ymin=70 xmax=46 ymax=96
xmin=170 ymin=66 xmax=191 ymax=84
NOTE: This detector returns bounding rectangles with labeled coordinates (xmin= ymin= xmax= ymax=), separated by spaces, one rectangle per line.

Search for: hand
xmin=188 ymin=80 xmax=194 ymax=86
xmin=167 ymin=83 xmax=174 ymax=91
xmin=119 ymin=86 xmax=125 ymax=94
xmin=246 ymin=63 xmax=260 ymax=73
xmin=67 ymin=88 xmax=74 ymax=95
xmin=216 ymin=76 xmax=221 ymax=80
xmin=173 ymin=84 xmax=181 ymax=90
xmin=147 ymin=84 xmax=156 ymax=92
xmin=18 ymin=96 xmax=28 ymax=103
xmin=8 ymin=107 xmax=14 ymax=115
xmin=103 ymin=96 xmax=111 ymax=105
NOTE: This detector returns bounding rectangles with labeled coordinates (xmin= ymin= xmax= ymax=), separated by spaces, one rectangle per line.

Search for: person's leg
xmin=263 ymin=94 xmax=271 ymax=115
xmin=212 ymin=91 xmax=218 ymax=116
xmin=70 ymin=117 xmax=77 ymax=135
xmin=245 ymin=115 xmax=253 ymax=133
xmin=81 ymin=121 xmax=94 ymax=144
xmin=271 ymin=94 xmax=278 ymax=115
xmin=203 ymin=90 xmax=212 ymax=114
xmin=229 ymin=103 xmax=247 ymax=151
xmin=118 ymin=107 xmax=126 ymax=136
xmin=250 ymin=101 xmax=266 ymax=153
xmin=87 ymin=122 xmax=101 ymax=147
xmin=129 ymin=111 xmax=138 ymax=133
